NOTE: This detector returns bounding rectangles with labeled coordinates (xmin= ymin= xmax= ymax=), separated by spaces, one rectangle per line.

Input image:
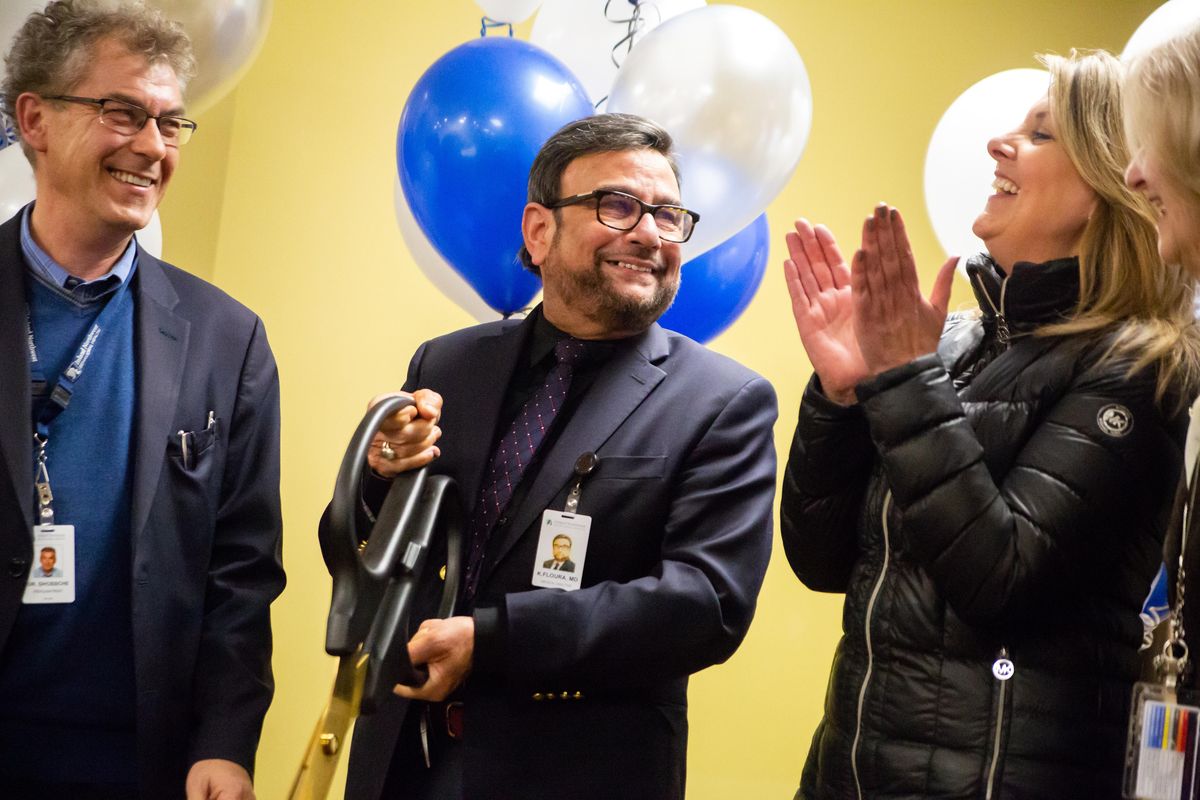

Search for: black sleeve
xmin=779 ymin=374 xmax=876 ymax=593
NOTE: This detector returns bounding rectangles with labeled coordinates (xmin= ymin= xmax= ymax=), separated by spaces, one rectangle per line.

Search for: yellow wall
xmin=159 ymin=1 xmax=1163 ymax=796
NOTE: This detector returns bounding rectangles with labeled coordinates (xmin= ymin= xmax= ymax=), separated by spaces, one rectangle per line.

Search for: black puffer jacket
xmin=782 ymin=256 xmax=1188 ymax=799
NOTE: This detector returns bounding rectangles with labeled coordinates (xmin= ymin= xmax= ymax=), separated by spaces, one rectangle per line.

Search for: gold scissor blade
xmin=287 ymin=650 xmax=369 ymax=800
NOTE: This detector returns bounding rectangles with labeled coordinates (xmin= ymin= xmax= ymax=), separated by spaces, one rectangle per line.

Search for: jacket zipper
xmin=972 ymin=271 xmax=1012 ymax=346
xmin=966 ymin=271 xmax=1013 ymax=798
xmin=984 ymin=646 xmax=1014 ymax=799
xmin=851 ymin=490 xmax=893 ymax=800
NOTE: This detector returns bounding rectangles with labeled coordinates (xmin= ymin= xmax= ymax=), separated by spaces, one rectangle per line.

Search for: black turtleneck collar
xmin=964 ymin=253 xmax=1081 ymax=335
xmin=527 ymin=305 xmax=624 ymax=369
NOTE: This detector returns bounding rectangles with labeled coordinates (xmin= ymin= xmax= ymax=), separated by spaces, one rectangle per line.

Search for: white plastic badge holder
xmin=22 ymin=523 xmax=75 ymax=604
xmin=1125 ymin=681 xmax=1200 ymax=800
xmin=531 ymin=510 xmax=589 ymax=591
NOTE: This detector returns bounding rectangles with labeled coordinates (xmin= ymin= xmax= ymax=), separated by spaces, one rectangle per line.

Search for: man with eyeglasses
xmin=0 ymin=2 xmax=284 ymax=798
xmin=334 ymin=113 xmax=777 ymax=800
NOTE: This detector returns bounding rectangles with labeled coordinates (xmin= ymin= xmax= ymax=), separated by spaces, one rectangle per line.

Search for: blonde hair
xmin=1036 ymin=49 xmax=1200 ymax=405
xmin=1124 ymin=24 xmax=1200 ymax=272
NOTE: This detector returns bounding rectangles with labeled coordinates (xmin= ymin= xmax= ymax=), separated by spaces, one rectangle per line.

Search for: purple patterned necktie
xmin=463 ymin=338 xmax=588 ymax=601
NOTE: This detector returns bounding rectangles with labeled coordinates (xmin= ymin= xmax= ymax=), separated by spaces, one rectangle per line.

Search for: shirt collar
xmin=20 ymin=203 xmax=138 ymax=301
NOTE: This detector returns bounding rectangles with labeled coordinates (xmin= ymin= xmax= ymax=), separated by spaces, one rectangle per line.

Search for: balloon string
xmin=479 ymin=16 xmax=514 ymax=37
xmin=604 ymin=0 xmax=663 ymax=70
xmin=501 ymin=306 xmax=535 ymax=321
xmin=594 ymin=0 xmax=656 ymax=111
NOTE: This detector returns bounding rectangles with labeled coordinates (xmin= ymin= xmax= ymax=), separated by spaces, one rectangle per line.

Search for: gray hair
xmin=2 ymin=0 xmax=195 ymax=162
xmin=519 ymin=113 xmax=680 ymax=275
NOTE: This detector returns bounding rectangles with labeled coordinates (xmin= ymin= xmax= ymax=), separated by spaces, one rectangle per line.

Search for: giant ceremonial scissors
xmin=289 ymin=395 xmax=463 ymax=799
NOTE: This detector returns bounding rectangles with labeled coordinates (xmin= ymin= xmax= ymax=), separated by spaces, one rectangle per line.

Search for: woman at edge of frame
xmin=780 ymin=49 xmax=1200 ymax=799
xmin=1125 ymin=23 xmax=1200 ymax=694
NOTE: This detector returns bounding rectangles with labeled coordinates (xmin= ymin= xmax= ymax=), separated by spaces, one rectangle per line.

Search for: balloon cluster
xmin=397 ymin=1 xmax=812 ymax=340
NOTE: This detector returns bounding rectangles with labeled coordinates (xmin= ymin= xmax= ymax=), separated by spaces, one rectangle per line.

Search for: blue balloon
xmin=398 ymin=37 xmax=593 ymax=315
xmin=659 ymin=214 xmax=770 ymax=343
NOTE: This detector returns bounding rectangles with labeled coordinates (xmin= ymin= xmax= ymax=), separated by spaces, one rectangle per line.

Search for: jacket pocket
xmin=167 ymin=416 xmax=220 ymax=472
xmin=592 ymin=455 xmax=666 ymax=480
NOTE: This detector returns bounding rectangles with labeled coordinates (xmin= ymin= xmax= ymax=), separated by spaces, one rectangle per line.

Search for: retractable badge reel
xmin=1125 ymin=484 xmax=1200 ymax=800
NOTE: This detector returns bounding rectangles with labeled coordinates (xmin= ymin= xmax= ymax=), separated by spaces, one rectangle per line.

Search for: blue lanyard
xmin=27 ymin=276 xmax=133 ymax=525
xmin=27 ymin=275 xmax=133 ymax=439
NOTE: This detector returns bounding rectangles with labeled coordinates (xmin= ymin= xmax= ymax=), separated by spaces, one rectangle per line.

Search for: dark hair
xmin=551 ymin=534 xmax=572 ymax=547
xmin=518 ymin=113 xmax=680 ymax=275
xmin=2 ymin=0 xmax=195 ymax=163
xmin=40 ymin=547 xmax=55 ymax=555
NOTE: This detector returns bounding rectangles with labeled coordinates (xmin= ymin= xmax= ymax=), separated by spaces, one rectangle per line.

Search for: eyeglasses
xmin=547 ymin=189 xmax=700 ymax=243
xmin=45 ymin=95 xmax=197 ymax=146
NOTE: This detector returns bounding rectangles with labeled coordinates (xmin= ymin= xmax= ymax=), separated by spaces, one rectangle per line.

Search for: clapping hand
xmin=783 ymin=218 xmax=868 ymax=406
xmin=852 ymin=204 xmax=956 ymax=375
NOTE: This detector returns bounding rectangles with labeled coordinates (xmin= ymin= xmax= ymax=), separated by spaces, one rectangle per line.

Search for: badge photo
xmin=531 ymin=510 xmax=590 ymax=591
xmin=23 ymin=523 xmax=76 ymax=604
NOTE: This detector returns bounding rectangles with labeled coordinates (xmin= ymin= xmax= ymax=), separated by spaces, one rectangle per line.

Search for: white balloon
xmin=477 ymin=0 xmax=543 ymax=24
xmin=393 ymin=177 xmax=496 ymax=323
xmin=137 ymin=209 xmax=164 ymax=259
xmin=149 ymin=0 xmax=272 ymax=115
xmin=0 ymin=0 xmax=45 ymax=93
xmin=608 ymin=5 xmax=811 ymax=261
xmin=923 ymin=69 xmax=1049 ymax=267
xmin=0 ymin=146 xmax=36 ymax=223
xmin=1123 ymin=0 xmax=1200 ymax=59
xmin=531 ymin=0 xmax=705 ymax=108
xmin=0 ymin=146 xmax=164 ymax=258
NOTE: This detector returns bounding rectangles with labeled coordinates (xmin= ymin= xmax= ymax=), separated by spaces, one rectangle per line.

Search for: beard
xmin=544 ymin=238 xmax=680 ymax=335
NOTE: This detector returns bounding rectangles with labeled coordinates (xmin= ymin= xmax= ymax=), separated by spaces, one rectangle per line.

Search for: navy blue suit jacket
xmin=0 ymin=213 xmax=285 ymax=797
xmin=344 ymin=310 xmax=777 ymax=800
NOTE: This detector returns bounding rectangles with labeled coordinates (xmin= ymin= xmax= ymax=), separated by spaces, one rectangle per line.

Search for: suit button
xmin=573 ymin=691 xmax=584 ymax=701
xmin=532 ymin=692 xmax=543 ymax=701
xmin=559 ymin=691 xmax=569 ymax=700
xmin=8 ymin=557 xmax=26 ymax=577
xmin=546 ymin=692 xmax=556 ymax=701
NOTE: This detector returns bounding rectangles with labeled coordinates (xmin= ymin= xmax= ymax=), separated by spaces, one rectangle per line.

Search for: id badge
xmin=22 ymin=524 xmax=75 ymax=604
xmin=531 ymin=510 xmax=589 ymax=591
xmin=1125 ymin=681 xmax=1200 ymax=799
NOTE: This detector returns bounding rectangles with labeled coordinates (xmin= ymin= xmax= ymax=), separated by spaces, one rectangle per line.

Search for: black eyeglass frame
xmin=546 ymin=189 xmax=700 ymax=243
xmin=44 ymin=94 xmax=197 ymax=145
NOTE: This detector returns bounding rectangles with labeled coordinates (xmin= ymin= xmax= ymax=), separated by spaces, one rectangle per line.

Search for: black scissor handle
xmin=326 ymin=395 xmax=421 ymax=656
xmin=360 ymin=473 xmax=463 ymax=712
xmin=322 ymin=394 xmax=464 ymax=712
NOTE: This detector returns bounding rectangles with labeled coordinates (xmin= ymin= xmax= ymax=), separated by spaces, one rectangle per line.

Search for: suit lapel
xmin=0 ymin=216 xmax=33 ymax=533
xmin=483 ymin=325 xmax=669 ymax=576
xmin=444 ymin=317 xmax=532 ymax=508
xmin=129 ymin=251 xmax=189 ymax=549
